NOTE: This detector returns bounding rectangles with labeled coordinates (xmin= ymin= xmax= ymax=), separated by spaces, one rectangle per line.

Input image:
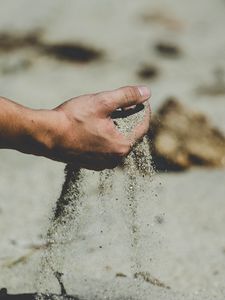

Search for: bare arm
xmin=0 ymin=86 xmax=151 ymax=170
xmin=0 ymin=97 xmax=58 ymax=154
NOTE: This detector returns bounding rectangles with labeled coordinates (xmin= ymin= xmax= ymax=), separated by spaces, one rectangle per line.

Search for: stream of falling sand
xmin=36 ymin=104 xmax=165 ymax=298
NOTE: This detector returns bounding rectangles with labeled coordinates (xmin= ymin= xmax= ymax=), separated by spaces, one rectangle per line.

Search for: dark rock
xmin=154 ymin=42 xmax=181 ymax=58
xmin=0 ymin=31 xmax=103 ymax=64
xmin=137 ymin=65 xmax=159 ymax=80
xmin=0 ymin=31 xmax=41 ymax=52
xmin=116 ymin=272 xmax=127 ymax=277
xmin=42 ymin=43 xmax=103 ymax=63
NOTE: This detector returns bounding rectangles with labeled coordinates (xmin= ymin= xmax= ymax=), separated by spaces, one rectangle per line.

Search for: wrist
xmin=21 ymin=108 xmax=62 ymax=157
xmin=0 ymin=96 xmax=67 ymax=159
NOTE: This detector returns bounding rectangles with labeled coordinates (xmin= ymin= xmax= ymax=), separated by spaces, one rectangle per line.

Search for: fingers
xmin=98 ymin=85 xmax=151 ymax=114
xmin=128 ymin=102 xmax=151 ymax=147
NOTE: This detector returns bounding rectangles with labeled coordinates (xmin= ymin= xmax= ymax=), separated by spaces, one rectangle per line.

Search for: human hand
xmin=48 ymin=86 xmax=151 ymax=170
xmin=0 ymin=86 xmax=151 ymax=170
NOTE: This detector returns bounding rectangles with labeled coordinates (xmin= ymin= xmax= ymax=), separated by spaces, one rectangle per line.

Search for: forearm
xmin=0 ymin=97 xmax=57 ymax=156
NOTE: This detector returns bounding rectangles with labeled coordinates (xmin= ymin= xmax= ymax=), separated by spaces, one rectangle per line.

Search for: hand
xmin=0 ymin=86 xmax=151 ymax=170
xmin=49 ymin=86 xmax=151 ymax=170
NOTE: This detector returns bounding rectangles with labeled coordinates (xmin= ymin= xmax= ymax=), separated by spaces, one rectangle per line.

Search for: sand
xmin=0 ymin=0 xmax=225 ymax=299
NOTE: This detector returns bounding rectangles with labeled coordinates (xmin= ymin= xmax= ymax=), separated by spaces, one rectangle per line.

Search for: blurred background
xmin=0 ymin=0 xmax=225 ymax=299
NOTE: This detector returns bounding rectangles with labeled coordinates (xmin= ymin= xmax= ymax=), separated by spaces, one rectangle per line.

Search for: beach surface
xmin=0 ymin=1 xmax=225 ymax=299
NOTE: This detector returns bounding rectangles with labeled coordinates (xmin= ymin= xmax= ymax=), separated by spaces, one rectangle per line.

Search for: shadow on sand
xmin=0 ymin=288 xmax=80 ymax=300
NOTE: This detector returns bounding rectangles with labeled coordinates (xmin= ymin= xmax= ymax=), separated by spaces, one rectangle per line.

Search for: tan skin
xmin=0 ymin=85 xmax=151 ymax=170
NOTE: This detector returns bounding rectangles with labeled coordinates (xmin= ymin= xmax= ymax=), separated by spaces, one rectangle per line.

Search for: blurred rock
xmin=140 ymin=10 xmax=185 ymax=31
xmin=137 ymin=64 xmax=159 ymax=80
xmin=196 ymin=68 xmax=225 ymax=96
xmin=148 ymin=98 xmax=225 ymax=171
xmin=0 ymin=31 xmax=103 ymax=64
xmin=154 ymin=42 xmax=181 ymax=58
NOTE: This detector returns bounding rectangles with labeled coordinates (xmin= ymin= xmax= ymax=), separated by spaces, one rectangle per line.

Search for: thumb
xmin=99 ymin=85 xmax=151 ymax=114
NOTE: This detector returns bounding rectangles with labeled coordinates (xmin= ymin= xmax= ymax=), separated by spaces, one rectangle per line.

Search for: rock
xmin=196 ymin=68 xmax=225 ymax=96
xmin=137 ymin=64 xmax=159 ymax=80
xmin=148 ymin=98 xmax=225 ymax=171
xmin=154 ymin=42 xmax=181 ymax=58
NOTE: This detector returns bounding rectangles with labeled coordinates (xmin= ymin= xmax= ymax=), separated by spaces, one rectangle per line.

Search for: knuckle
xmin=95 ymin=93 xmax=106 ymax=104
xmin=96 ymin=94 xmax=111 ymax=111
xmin=99 ymin=98 xmax=107 ymax=107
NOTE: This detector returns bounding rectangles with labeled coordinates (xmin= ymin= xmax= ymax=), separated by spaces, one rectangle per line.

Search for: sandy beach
xmin=0 ymin=1 xmax=225 ymax=299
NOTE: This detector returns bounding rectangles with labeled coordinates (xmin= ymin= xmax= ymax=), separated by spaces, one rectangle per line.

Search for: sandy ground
xmin=0 ymin=0 xmax=225 ymax=299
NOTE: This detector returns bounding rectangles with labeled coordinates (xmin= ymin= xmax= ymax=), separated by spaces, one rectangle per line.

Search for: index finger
xmin=99 ymin=85 xmax=151 ymax=114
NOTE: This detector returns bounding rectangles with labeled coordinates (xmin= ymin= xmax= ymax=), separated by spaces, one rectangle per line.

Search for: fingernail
xmin=138 ymin=86 xmax=151 ymax=98
xmin=123 ymin=105 xmax=136 ymax=111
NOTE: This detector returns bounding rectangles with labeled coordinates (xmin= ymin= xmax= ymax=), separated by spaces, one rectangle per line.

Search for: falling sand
xmin=35 ymin=104 xmax=170 ymax=299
